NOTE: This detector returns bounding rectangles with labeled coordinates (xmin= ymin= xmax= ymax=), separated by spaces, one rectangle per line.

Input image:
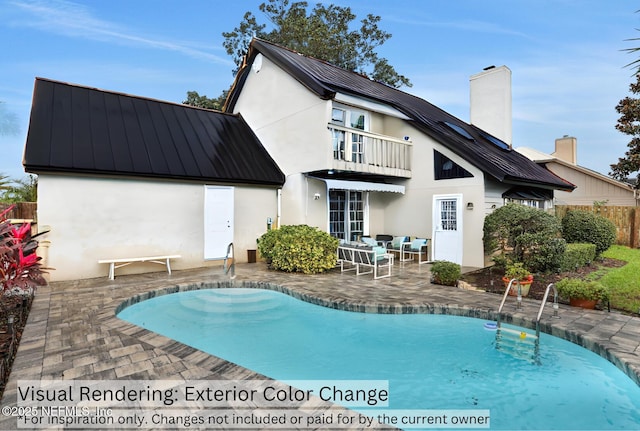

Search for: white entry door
xmin=432 ymin=194 xmax=463 ymax=264
xmin=204 ymin=186 xmax=234 ymax=260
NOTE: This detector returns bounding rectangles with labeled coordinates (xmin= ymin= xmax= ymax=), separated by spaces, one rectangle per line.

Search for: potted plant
xmin=556 ymin=278 xmax=609 ymax=309
xmin=502 ymin=262 xmax=533 ymax=297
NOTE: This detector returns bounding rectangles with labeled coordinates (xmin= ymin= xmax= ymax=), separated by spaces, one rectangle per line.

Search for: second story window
xmin=331 ymin=105 xmax=368 ymax=162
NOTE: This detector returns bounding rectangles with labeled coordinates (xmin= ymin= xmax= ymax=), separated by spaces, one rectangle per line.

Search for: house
xmin=23 ymin=77 xmax=285 ymax=281
xmin=517 ymin=137 xmax=638 ymax=207
xmin=224 ymin=38 xmax=574 ymax=268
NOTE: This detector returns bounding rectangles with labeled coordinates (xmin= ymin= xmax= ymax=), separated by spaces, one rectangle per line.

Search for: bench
xmin=98 ymin=255 xmax=181 ymax=280
xmin=337 ymin=245 xmax=393 ymax=279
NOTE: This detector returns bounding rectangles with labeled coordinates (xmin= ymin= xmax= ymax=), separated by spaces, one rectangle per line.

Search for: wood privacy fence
xmin=0 ymin=202 xmax=37 ymax=222
xmin=555 ymin=205 xmax=639 ymax=249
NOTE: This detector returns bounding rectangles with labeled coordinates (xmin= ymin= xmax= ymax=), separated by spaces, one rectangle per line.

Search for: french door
xmin=329 ymin=190 xmax=364 ymax=241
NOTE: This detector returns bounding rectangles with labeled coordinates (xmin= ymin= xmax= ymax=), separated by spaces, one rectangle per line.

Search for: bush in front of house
xmin=257 ymin=225 xmax=339 ymax=274
xmin=561 ymin=210 xmax=617 ymax=256
xmin=430 ymin=260 xmax=461 ymax=286
xmin=559 ymin=243 xmax=597 ymax=272
xmin=483 ymin=203 xmax=565 ymax=273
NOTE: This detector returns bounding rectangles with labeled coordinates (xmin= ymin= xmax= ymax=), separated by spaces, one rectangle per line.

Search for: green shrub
xmin=483 ymin=203 xmax=564 ymax=272
xmin=257 ymin=225 xmax=339 ymax=274
xmin=430 ymin=261 xmax=461 ymax=286
xmin=504 ymin=262 xmax=532 ymax=281
xmin=556 ymin=278 xmax=609 ymax=302
xmin=560 ymin=243 xmax=597 ymax=272
xmin=561 ymin=210 xmax=616 ymax=256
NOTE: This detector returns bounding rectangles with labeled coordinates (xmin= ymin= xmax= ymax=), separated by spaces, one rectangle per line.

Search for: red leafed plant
xmin=0 ymin=205 xmax=46 ymax=295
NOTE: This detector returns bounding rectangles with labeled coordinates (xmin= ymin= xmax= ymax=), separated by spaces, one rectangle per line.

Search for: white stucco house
xmin=23 ymin=78 xmax=285 ymax=281
xmin=23 ymin=40 xmax=576 ymax=281
xmin=224 ymin=39 xmax=574 ymax=269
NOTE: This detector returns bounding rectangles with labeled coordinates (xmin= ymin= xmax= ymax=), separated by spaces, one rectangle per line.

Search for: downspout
xmin=277 ymin=188 xmax=282 ymax=229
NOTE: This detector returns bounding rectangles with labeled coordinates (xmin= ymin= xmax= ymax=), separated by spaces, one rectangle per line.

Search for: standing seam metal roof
xmin=23 ymin=77 xmax=285 ymax=186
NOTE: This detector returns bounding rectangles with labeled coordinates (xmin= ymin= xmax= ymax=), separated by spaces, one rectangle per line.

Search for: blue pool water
xmin=118 ymin=288 xmax=640 ymax=430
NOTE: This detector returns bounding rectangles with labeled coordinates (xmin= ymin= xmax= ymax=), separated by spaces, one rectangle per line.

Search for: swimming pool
xmin=118 ymin=288 xmax=640 ymax=430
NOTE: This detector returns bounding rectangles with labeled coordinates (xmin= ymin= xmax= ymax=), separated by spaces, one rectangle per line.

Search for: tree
xmin=184 ymin=0 xmax=411 ymax=109
xmin=0 ymin=174 xmax=37 ymax=203
xmin=182 ymin=90 xmax=228 ymax=111
xmin=222 ymin=0 xmax=410 ymax=89
xmin=610 ymin=73 xmax=640 ymax=188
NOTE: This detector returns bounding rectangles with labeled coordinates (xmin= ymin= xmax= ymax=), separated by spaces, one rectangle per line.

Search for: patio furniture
xmin=98 ymin=255 xmax=181 ymax=280
xmin=404 ymin=238 xmax=430 ymax=264
xmin=386 ymin=236 xmax=411 ymax=261
xmin=375 ymin=234 xmax=394 ymax=248
xmin=337 ymin=244 xmax=394 ymax=279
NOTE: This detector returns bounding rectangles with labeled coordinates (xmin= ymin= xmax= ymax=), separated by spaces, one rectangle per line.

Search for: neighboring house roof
xmin=226 ymin=38 xmax=574 ymax=191
xmin=516 ymin=146 xmax=633 ymax=192
xmin=23 ymin=77 xmax=285 ymax=186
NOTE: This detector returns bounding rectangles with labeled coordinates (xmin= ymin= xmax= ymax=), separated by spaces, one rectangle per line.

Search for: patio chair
xmin=404 ymin=238 xmax=430 ymax=264
xmin=375 ymin=234 xmax=394 ymax=248
xmin=386 ymin=236 xmax=411 ymax=261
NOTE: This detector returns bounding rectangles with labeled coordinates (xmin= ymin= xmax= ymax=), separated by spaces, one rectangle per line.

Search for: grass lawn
xmin=598 ymin=245 xmax=640 ymax=315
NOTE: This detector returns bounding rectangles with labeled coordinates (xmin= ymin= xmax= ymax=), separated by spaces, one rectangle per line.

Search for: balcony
xmin=328 ymin=125 xmax=412 ymax=178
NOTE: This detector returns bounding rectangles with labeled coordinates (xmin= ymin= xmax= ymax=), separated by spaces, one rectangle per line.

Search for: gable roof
xmin=23 ymin=77 xmax=285 ymax=186
xmin=516 ymin=146 xmax=634 ymax=192
xmin=226 ymin=38 xmax=574 ymax=191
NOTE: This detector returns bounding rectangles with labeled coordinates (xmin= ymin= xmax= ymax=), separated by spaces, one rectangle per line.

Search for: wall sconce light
xmin=466 ymin=202 xmax=474 ymax=210
xmin=314 ymin=193 xmax=321 ymax=200
xmin=491 ymin=204 xmax=497 ymax=209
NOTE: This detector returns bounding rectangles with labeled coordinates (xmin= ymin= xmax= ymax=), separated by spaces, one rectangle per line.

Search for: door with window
xmin=329 ymin=190 xmax=364 ymax=241
xmin=432 ymin=194 xmax=463 ymax=264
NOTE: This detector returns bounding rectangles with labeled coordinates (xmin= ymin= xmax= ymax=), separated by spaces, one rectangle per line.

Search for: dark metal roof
xmin=227 ymin=39 xmax=574 ymax=191
xmin=23 ymin=77 xmax=285 ymax=186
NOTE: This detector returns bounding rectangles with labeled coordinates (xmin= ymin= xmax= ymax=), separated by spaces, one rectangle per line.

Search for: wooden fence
xmin=555 ymin=205 xmax=639 ymax=249
xmin=0 ymin=202 xmax=37 ymax=222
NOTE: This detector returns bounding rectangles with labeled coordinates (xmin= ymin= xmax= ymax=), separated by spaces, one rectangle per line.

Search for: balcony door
xmin=329 ymin=190 xmax=364 ymax=241
xmin=432 ymin=194 xmax=463 ymax=264
xmin=331 ymin=105 xmax=368 ymax=163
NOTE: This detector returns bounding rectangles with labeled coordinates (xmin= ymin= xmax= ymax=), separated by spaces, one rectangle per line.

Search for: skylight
xmin=479 ymin=131 xmax=510 ymax=150
xmin=443 ymin=121 xmax=474 ymax=140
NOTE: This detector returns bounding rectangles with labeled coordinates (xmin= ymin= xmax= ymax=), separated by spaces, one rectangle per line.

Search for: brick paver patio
xmin=1 ymin=262 xmax=639 ymax=429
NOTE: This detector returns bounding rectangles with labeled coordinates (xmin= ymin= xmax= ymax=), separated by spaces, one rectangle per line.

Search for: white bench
xmin=98 ymin=255 xmax=181 ymax=280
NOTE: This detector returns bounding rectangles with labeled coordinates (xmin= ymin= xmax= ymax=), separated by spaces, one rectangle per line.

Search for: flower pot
xmin=569 ymin=298 xmax=597 ymax=309
xmin=502 ymin=277 xmax=532 ymax=297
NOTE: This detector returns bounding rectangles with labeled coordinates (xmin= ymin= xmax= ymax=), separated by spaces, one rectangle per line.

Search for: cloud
xmin=7 ymin=0 xmax=233 ymax=65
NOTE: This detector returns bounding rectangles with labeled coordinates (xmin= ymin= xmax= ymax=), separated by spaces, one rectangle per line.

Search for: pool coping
xmin=1 ymin=262 xmax=639 ymax=429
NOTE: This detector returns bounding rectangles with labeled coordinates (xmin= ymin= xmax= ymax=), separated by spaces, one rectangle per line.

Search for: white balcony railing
xmin=328 ymin=125 xmax=412 ymax=172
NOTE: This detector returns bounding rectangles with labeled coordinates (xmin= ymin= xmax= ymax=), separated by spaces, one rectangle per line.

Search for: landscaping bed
xmin=0 ymin=293 xmax=33 ymax=399
xmin=461 ymin=257 xmax=627 ymax=302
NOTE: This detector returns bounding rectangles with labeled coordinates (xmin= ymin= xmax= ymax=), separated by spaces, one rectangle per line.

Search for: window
xmin=434 ymin=150 xmax=473 ymax=180
xmin=329 ymin=190 xmax=364 ymax=241
xmin=440 ymin=199 xmax=458 ymax=231
xmin=331 ymin=104 xmax=368 ymax=162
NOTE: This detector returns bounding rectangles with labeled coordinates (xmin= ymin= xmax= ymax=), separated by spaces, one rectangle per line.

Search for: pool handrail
xmin=223 ymin=242 xmax=235 ymax=279
xmin=535 ymin=283 xmax=559 ymax=338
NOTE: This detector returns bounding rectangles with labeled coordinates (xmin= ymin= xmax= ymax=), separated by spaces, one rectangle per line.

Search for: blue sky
xmin=0 ymin=0 xmax=638 ymax=181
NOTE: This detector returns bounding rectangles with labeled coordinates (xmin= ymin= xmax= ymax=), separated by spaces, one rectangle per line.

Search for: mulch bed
xmin=0 ymin=294 xmax=33 ymax=399
xmin=461 ymin=257 xmax=627 ymax=301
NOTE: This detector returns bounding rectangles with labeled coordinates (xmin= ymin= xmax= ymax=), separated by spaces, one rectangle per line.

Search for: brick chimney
xmin=552 ymin=135 xmax=577 ymax=165
xmin=470 ymin=65 xmax=512 ymax=148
